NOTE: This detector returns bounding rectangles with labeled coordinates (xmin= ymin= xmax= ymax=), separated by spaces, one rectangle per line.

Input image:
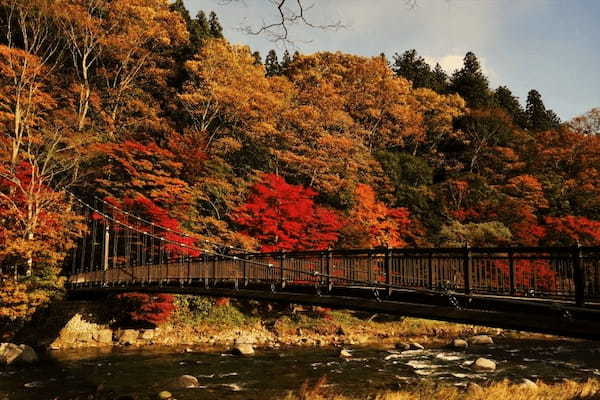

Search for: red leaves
xmin=233 ymin=174 xmax=343 ymax=252
xmin=543 ymin=216 xmax=600 ymax=246
xmin=114 ymin=293 xmax=175 ymax=326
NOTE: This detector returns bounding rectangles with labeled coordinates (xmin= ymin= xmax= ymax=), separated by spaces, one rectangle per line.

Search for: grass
xmin=282 ymin=378 xmax=600 ymax=400
xmin=167 ymin=295 xmax=555 ymax=347
xmin=171 ymin=295 xmax=260 ymax=328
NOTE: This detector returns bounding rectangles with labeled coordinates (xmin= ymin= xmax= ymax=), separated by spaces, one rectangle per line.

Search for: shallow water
xmin=2 ymin=339 xmax=600 ymax=399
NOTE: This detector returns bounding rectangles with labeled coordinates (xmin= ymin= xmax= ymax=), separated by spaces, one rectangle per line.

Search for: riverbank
xmin=14 ymin=296 xmax=558 ymax=352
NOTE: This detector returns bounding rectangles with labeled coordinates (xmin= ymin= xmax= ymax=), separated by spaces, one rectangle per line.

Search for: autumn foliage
xmin=233 ymin=174 xmax=343 ymax=252
xmin=1 ymin=0 xmax=600 ymax=328
xmin=114 ymin=293 xmax=176 ymax=326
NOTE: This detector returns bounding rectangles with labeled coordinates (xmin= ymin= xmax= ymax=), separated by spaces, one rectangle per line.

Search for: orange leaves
xmin=93 ymin=140 xmax=188 ymax=207
xmin=0 ymin=278 xmax=50 ymax=321
xmin=342 ymin=184 xmax=414 ymax=248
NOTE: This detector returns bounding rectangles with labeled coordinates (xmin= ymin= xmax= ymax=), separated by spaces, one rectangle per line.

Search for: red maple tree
xmin=232 ymin=174 xmax=343 ymax=252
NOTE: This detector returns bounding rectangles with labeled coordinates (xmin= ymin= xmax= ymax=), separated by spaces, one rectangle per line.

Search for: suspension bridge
xmin=66 ymin=194 xmax=600 ymax=340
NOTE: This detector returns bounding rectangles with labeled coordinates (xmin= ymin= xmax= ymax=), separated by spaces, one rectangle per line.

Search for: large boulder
xmin=231 ymin=343 xmax=255 ymax=356
xmin=0 ymin=343 xmax=23 ymax=366
xmin=469 ymin=335 xmax=494 ymax=345
xmin=472 ymin=357 xmax=496 ymax=371
xmin=52 ymin=313 xmax=112 ymax=348
xmin=452 ymin=338 xmax=468 ymax=349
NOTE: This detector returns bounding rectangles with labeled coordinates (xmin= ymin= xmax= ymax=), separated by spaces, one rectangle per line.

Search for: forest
xmin=0 ymin=0 xmax=599 ymax=327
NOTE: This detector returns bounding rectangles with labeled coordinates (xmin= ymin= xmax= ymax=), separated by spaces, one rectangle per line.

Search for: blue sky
xmin=184 ymin=0 xmax=600 ymax=120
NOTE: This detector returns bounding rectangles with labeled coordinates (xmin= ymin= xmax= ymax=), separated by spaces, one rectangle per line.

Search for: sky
xmin=184 ymin=0 xmax=600 ymax=120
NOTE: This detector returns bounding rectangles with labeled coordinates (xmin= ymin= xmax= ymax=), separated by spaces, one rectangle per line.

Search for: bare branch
xmin=223 ymin=0 xmax=345 ymax=44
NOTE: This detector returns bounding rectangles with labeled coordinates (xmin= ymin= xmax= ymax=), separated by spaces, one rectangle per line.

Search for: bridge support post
xmin=279 ymin=252 xmax=285 ymax=286
xmin=509 ymin=249 xmax=516 ymax=296
xmin=428 ymin=251 xmax=433 ymax=289
xmin=385 ymin=247 xmax=392 ymax=295
xmin=326 ymin=248 xmax=332 ymax=289
xmin=573 ymin=243 xmax=585 ymax=307
xmin=463 ymin=244 xmax=472 ymax=296
xmin=103 ymin=226 xmax=110 ymax=271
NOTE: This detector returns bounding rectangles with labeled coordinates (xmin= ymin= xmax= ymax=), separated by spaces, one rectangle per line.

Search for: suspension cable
xmin=79 ymin=193 xmax=248 ymax=253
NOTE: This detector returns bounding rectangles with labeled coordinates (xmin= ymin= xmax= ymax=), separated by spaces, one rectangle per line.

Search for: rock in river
xmin=410 ymin=341 xmax=425 ymax=350
xmin=453 ymin=338 xmax=468 ymax=349
xmin=231 ymin=343 xmax=255 ymax=356
xmin=157 ymin=391 xmax=172 ymax=399
xmin=172 ymin=375 xmax=199 ymax=388
xmin=339 ymin=349 xmax=352 ymax=358
xmin=472 ymin=357 xmax=496 ymax=371
xmin=469 ymin=335 xmax=494 ymax=345
xmin=0 ymin=343 xmax=38 ymax=366
xmin=394 ymin=342 xmax=411 ymax=350
xmin=17 ymin=345 xmax=38 ymax=363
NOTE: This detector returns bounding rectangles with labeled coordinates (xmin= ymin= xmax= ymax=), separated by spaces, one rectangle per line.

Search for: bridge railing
xmin=68 ymin=245 xmax=600 ymax=306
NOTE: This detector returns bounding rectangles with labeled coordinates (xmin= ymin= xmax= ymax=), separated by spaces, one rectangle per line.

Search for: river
xmin=2 ymin=339 xmax=600 ymax=399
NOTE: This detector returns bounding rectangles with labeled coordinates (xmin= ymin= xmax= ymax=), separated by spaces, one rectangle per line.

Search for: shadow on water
xmin=1 ymin=338 xmax=600 ymax=400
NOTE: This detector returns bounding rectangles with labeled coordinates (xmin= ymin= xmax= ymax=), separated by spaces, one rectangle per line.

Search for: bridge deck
xmin=68 ymin=247 xmax=600 ymax=340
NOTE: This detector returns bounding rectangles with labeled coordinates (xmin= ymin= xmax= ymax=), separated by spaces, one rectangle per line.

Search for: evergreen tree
xmin=265 ymin=49 xmax=280 ymax=76
xmin=449 ymin=52 xmax=491 ymax=108
xmin=392 ymin=50 xmax=448 ymax=93
xmin=392 ymin=49 xmax=433 ymax=89
xmin=281 ymin=49 xmax=293 ymax=73
xmin=252 ymin=51 xmax=262 ymax=66
xmin=526 ymin=89 xmax=561 ymax=132
xmin=208 ymin=11 xmax=223 ymax=38
xmin=168 ymin=4 xmax=215 ymax=61
xmin=494 ymin=86 xmax=526 ymax=128
xmin=431 ymin=63 xmax=449 ymax=93
xmin=195 ymin=11 xmax=211 ymax=38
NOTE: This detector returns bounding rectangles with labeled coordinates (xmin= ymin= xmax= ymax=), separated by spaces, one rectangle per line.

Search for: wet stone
xmin=157 ymin=391 xmax=172 ymax=399
xmin=172 ymin=374 xmax=199 ymax=388
xmin=470 ymin=335 xmax=494 ymax=345
xmin=473 ymin=357 xmax=496 ymax=371
xmin=339 ymin=349 xmax=352 ymax=358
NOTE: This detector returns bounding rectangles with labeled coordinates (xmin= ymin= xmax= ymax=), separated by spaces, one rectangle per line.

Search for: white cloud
xmin=423 ymin=54 xmax=464 ymax=74
xmin=424 ymin=54 xmax=497 ymax=84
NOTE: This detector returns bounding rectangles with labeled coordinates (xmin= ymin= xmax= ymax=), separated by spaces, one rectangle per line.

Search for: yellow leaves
xmin=181 ymin=39 xmax=289 ymax=154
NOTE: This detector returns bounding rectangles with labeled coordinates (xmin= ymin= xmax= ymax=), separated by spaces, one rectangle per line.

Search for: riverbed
xmin=2 ymin=339 xmax=600 ymax=399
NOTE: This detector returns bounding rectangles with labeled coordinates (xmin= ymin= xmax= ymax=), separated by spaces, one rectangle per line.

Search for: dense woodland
xmin=0 ymin=0 xmax=599 ymax=326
